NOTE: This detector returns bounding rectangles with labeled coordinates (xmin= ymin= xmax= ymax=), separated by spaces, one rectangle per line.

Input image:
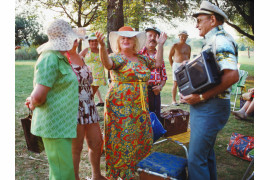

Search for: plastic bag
xmin=150 ymin=112 xmax=167 ymax=142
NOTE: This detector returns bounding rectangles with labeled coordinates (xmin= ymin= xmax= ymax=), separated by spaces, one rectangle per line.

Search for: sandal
xmin=171 ymin=102 xmax=179 ymax=106
xmin=96 ymin=102 xmax=104 ymax=107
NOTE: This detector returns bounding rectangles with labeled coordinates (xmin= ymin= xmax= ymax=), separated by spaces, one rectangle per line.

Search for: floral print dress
xmin=71 ymin=63 xmax=100 ymax=124
xmin=105 ymin=53 xmax=155 ymax=180
xmin=84 ymin=48 xmax=107 ymax=86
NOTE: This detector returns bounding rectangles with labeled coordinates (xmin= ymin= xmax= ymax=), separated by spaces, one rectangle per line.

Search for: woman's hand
xmin=95 ymin=31 xmax=113 ymax=70
xmin=95 ymin=32 xmax=106 ymax=47
xmin=25 ymin=97 xmax=35 ymax=110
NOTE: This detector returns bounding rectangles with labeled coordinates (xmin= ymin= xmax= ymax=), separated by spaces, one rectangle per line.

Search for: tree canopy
xmin=15 ymin=11 xmax=47 ymax=46
xmin=18 ymin=0 xmax=254 ymax=46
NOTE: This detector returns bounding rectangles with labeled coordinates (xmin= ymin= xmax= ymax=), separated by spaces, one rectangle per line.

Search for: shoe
xmin=96 ymin=102 xmax=104 ymax=107
xmin=171 ymin=102 xmax=179 ymax=106
xmin=231 ymin=111 xmax=246 ymax=120
xmin=179 ymin=101 xmax=187 ymax=104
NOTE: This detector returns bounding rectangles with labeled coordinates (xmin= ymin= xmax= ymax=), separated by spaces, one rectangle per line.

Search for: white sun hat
xmin=36 ymin=19 xmax=85 ymax=54
xmin=109 ymin=26 xmax=146 ymax=53
xmin=178 ymin=30 xmax=189 ymax=36
xmin=86 ymin=33 xmax=97 ymax=40
xmin=193 ymin=1 xmax=228 ymax=21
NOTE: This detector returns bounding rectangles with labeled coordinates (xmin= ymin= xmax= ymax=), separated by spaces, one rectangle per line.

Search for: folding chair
xmin=231 ymin=70 xmax=248 ymax=111
xmin=137 ymin=130 xmax=190 ymax=180
xmin=153 ymin=129 xmax=190 ymax=158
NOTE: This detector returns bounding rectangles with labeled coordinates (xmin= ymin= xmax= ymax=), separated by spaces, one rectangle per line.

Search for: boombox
xmin=175 ymin=49 xmax=221 ymax=96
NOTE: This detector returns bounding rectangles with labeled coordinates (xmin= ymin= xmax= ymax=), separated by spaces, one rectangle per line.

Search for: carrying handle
xmin=28 ymin=108 xmax=33 ymax=117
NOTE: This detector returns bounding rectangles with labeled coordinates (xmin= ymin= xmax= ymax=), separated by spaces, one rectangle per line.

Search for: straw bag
xmin=20 ymin=111 xmax=44 ymax=153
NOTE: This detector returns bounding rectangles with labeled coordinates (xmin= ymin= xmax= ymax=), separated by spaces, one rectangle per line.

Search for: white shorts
xmin=172 ymin=62 xmax=183 ymax=81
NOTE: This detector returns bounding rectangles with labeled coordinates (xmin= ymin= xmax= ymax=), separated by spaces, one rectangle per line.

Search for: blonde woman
xmin=95 ymin=26 xmax=167 ymax=179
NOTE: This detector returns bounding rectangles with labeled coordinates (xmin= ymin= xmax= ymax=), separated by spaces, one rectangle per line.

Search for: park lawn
xmin=15 ymin=50 xmax=254 ymax=179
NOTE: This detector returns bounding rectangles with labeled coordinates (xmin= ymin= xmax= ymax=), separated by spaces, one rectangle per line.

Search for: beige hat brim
xmin=109 ymin=31 xmax=146 ymax=53
xmin=37 ymin=31 xmax=79 ymax=54
xmin=193 ymin=10 xmax=214 ymax=17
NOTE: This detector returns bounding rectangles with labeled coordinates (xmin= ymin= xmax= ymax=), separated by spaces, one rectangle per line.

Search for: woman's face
xmin=119 ymin=36 xmax=136 ymax=51
xmin=89 ymin=39 xmax=98 ymax=49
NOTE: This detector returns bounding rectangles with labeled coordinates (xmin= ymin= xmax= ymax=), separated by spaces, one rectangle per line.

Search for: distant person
xmin=180 ymin=1 xmax=239 ymax=179
xmin=68 ymin=38 xmax=107 ymax=180
xmin=232 ymin=88 xmax=254 ymax=120
xmin=139 ymin=26 xmax=167 ymax=120
xmin=169 ymin=30 xmax=191 ymax=106
xmin=95 ymin=26 xmax=166 ymax=179
xmin=25 ymin=19 xmax=82 ymax=180
xmin=80 ymin=33 xmax=107 ymax=107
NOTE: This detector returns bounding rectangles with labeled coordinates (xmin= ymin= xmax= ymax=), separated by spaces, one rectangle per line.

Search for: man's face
xmin=178 ymin=34 xmax=188 ymax=43
xmin=146 ymin=30 xmax=158 ymax=48
xmin=196 ymin=14 xmax=212 ymax=37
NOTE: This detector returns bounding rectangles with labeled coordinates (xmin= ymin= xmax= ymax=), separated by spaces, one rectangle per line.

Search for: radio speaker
xmin=175 ymin=50 xmax=221 ymax=96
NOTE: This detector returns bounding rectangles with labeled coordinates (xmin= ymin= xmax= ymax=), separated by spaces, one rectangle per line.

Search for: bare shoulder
xmin=170 ymin=43 xmax=178 ymax=49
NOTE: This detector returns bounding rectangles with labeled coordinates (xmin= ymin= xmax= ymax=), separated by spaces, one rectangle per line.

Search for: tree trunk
xmin=107 ymin=0 xmax=124 ymax=53
xmin=107 ymin=0 xmax=124 ymax=82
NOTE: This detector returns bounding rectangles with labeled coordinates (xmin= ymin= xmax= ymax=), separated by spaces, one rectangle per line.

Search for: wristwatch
xmin=199 ymin=94 xmax=205 ymax=101
xmin=159 ymin=85 xmax=163 ymax=91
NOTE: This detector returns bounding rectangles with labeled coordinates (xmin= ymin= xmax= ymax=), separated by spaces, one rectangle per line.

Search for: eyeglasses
xmin=196 ymin=15 xmax=212 ymax=25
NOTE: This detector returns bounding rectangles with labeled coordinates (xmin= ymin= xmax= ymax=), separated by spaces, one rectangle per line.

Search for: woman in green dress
xmin=80 ymin=33 xmax=107 ymax=107
xmin=25 ymin=19 xmax=83 ymax=180
xmin=95 ymin=26 xmax=167 ymax=179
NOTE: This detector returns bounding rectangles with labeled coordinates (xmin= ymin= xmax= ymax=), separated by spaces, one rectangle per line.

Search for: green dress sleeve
xmin=34 ymin=52 xmax=60 ymax=88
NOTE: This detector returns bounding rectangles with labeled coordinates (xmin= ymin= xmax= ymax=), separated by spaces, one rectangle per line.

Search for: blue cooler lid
xmin=137 ymin=152 xmax=187 ymax=178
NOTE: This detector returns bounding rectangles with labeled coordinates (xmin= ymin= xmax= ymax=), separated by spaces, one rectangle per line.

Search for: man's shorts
xmin=172 ymin=62 xmax=183 ymax=81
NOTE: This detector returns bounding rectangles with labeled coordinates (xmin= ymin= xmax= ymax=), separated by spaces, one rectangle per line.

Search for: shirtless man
xmin=169 ymin=30 xmax=191 ymax=105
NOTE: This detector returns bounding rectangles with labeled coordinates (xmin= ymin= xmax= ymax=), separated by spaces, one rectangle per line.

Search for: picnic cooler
xmin=137 ymin=152 xmax=187 ymax=180
xmin=160 ymin=109 xmax=189 ymax=137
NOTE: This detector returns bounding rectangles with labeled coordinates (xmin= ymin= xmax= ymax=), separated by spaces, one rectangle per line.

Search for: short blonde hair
xmin=115 ymin=36 xmax=139 ymax=54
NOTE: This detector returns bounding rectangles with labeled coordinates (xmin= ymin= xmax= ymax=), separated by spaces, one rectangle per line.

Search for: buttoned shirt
xmin=202 ymin=25 xmax=238 ymax=99
xmin=31 ymin=50 xmax=79 ymax=138
xmin=139 ymin=47 xmax=167 ymax=86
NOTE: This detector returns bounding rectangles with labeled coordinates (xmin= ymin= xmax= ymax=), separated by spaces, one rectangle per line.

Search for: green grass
xmin=15 ymin=50 xmax=254 ymax=179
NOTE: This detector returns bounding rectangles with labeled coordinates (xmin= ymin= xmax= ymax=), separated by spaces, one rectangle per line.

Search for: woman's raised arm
xmin=95 ymin=32 xmax=113 ymax=70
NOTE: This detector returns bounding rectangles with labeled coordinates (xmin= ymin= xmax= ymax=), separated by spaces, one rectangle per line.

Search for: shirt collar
xmin=50 ymin=50 xmax=69 ymax=63
xmin=140 ymin=46 xmax=157 ymax=55
xmin=204 ymin=25 xmax=224 ymax=41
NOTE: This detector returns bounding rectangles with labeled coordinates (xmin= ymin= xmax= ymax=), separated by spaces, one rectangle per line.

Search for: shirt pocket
xmin=57 ymin=62 xmax=77 ymax=86
xmin=59 ymin=62 xmax=72 ymax=75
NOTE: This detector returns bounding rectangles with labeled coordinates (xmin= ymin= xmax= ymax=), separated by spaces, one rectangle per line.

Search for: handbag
xmin=21 ymin=111 xmax=44 ymax=153
xmin=226 ymin=132 xmax=254 ymax=161
xmin=242 ymin=92 xmax=253 ymax=101
xmin=149 ymin=112 xmax=167 ymax=142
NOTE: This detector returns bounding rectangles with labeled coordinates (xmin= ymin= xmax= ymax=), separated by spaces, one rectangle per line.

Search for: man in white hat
xmin=169 ymin=30 xmax=191 ymax=106
xmin=139 ymin=26 xmax=167 ymax=121
xmin=180 ymin=1 xmax=239 ymax=179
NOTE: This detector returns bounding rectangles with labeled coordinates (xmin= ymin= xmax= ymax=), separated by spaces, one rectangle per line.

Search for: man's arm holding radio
xmin=180 ymin=69 xmax=239 ymax=105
